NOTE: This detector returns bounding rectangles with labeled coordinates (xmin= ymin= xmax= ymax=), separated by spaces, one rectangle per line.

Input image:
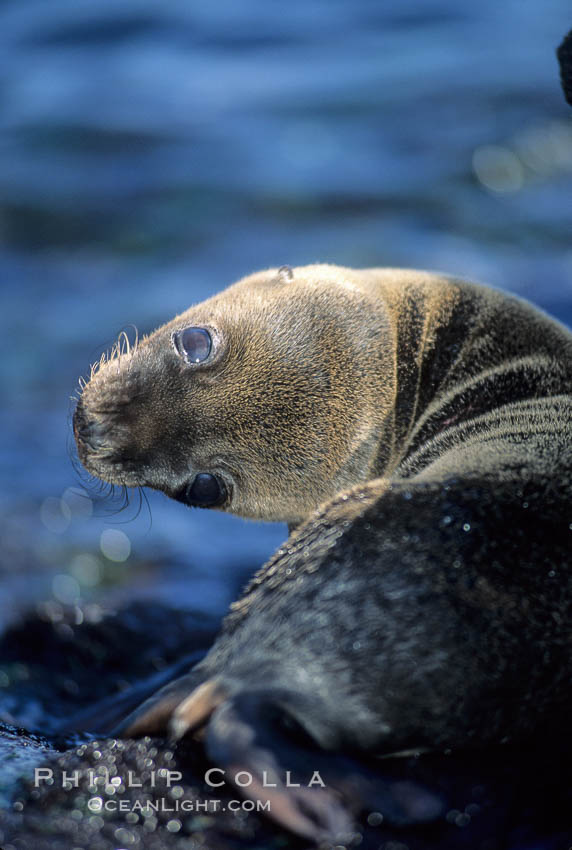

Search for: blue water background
xmin=1 ymin=0 xmax=571 ymax=626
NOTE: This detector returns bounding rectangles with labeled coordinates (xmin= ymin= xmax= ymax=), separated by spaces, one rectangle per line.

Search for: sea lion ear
xmin=277 ymin=265 xmax=294 ymax=283
xmin=557 ymin=30 xmax=572 ymax=105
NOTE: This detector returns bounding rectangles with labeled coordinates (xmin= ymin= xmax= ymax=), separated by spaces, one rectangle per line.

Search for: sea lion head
xmin=73 ymin=264 xmax=394 ymax=523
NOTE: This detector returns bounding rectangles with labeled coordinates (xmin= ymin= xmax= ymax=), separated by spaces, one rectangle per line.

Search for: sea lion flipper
xmin=205 ymin=695 xmax=357 ymax=843
xmin=117 ymin=676 xmax=358 ymax=840
xmin=170 ymin=678 xmax=227 ymax=739
xmin=112 ymin=670 xmax=208 ymax=737
xmin=200 ymin=689 xmax=443 ymax=840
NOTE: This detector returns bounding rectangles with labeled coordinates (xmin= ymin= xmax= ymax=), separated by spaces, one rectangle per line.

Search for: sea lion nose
xmin=73 ymin=401 xmax=109 ymax=454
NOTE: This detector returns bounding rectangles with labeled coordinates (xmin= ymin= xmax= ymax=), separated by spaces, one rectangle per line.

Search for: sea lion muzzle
xmin=72 ymin=352 xmax=170 ymax=488
xmin=73 ymin=400 xmax=108 ymax=457
xmin=72 ymin=399 xmax=131 ymax=472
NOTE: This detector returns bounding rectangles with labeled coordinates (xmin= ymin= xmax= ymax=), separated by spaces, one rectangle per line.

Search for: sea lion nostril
xmin=73 ymin=403 xmax=88 ymax=441
xmin=73 ymin=403 xmax=109 ymax=452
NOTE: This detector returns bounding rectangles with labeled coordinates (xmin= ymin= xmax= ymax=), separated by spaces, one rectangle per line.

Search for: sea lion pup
xmin=73 ymin=265 xmax=572 ymax=842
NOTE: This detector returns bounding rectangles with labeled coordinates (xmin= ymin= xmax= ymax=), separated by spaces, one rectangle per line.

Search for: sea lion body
xmin=73 ymin=265 xmax=572 ymax=841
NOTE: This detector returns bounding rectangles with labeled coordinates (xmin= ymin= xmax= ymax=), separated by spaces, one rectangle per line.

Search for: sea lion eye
xmin=174 ymin=327 xmax=212 ymax=364
xmin=185 ymin=473 xmax=227 ymax=507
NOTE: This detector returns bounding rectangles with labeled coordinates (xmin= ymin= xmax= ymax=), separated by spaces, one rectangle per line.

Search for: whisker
xmin=128 ymin=486 xmax=150 ymax=527
xmin=119 ymin=330 xmax=130 ymax=358
xmin=141 ymin=487 xmax=153 ymax=532
xmin=67 ymin=330 xmax=146 ymax=525
xmin=121 ymin=485 xmax=130 ymax=511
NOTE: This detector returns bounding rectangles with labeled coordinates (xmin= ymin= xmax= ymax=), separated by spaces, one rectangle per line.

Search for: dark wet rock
xmin=0 ymin=734 xmax=290 ymax=850
xmin=0 ymin=601 xmax=220 ymax=733
xmin=0 ymin=723 xmax=61 ymax=807
xmin=1 ymin=725 xmax=572 ymax=850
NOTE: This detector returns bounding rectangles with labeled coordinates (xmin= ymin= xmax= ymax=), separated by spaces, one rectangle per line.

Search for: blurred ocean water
xmin=1 ymin=0 xmax=571 ymax=623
